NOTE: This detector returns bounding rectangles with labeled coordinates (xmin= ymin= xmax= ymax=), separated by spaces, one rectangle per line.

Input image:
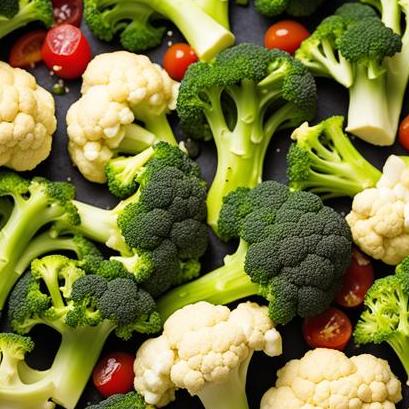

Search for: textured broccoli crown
xmin=0 ymin=0 xmax=19 ymax=19
xmin=84 ymin=0 xmax=164 ymax=51
xmin=335 ymin=2 xmax=378 ymax=22
xmin=71 ymin=234 xmax=102 ymax=260
xmin=338 ymin=17 xmax=402 ymax=76
xmin=0 ymin=171 xmax=30 ymax=196
xmin=254 ymin=0 xmax=287 ymax=17
xmin=0 ymin=333 xmax=34 ymax=359
xmin=287 ymin=116 xmax=382 ymax=198
xmin=254 ymin=0 xmax=324 ymax=17
xmin=86 ymin=392 xmax=153 ymax=409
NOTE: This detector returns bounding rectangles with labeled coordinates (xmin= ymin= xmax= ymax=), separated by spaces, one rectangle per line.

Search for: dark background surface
xmin=1 ymin=0 xmax=409 ymax=408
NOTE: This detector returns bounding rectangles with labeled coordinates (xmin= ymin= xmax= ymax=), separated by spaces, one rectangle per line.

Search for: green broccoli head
xmin=86 ymin=392 xmax=153 ymax=409
xmin=286 ymin=116 xmax=382 ymax=198
xmin=0 ymin=333 xmax=34 ymax=362
xmin=337 ymin=17 xmax=402 ymax=78
xmin=0 ymin=0 xmax=53 ymax=39
xmin=335 ymin=2 xmax=378 ymax=22
xmin=84 ymin=0 xmax=165 ymax=51
xmin=221 ymin=183 xmax=352 ymax=324
xmin=255 ymin=0 xmax=325 ymax=17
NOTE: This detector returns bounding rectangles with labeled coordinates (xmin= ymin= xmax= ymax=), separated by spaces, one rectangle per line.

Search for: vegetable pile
xmin=2 ymin=0 xmax=409 ymax=409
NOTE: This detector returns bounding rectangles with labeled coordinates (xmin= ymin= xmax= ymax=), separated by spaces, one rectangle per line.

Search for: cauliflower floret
xmin=67 ymin=86 xmax=135 ymax=183
xmin=81 ymin=51 xmax=179 ymax=118
xmin=0 ymin=62 xmax=56 ymax=171
xmin=260 ymin=349 xmax=402 ymax=409
xmin=134 ymin=301 xmax=282 ymax=409
xmin=67 ymin=51 xmax=179 ymax=183
xmin=346 ymin=155 xmax=409 ymax=264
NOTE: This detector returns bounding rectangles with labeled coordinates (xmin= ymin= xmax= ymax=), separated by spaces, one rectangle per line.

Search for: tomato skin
xmin=303 ymin=307 xmax=352 ymax=351
xmin=93 ymin=352 xmax=135 ymax=398
xmin=264 ymin=20 xmax=310 ymax=54
xmin=163 ymin=43 xmax=198 ymax=81
xmin=9 ymin=30 xmax=46 ymax=68
xmin=399 ymin=114 xmax=409 ymax=151
xmin=41 ymin=24 xmax=91 ymax=79
xmin=336 ymin=248 xmax=374 ymax=308
xmin=52 ymin=0 xmax=83 ymax=27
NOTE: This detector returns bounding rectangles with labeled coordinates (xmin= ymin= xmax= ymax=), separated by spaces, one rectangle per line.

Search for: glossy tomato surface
xmin=92 ymin=352 xmax=135 ymax=398
xmin=52 ymin=0 xmax=83 ymax=26
xmin=9 ymin=30 xmax=46 ymax=68
xmin=303 ymin=307 xmax=352 ymax=351
xmin=163 ymin=43 xmax=198 ymax=81
xmin=336 ymin=249 xmax=374 ymax=308
xmin=264 ymin=20 xmax=310 ymax=53
xmin=41 ymin=24 xmax=91 ymax=79
xmin=399 ymin=114 xmax=409 ymax=151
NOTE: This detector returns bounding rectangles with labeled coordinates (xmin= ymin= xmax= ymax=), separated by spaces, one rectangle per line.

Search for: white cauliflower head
xmin=81 ymin=51 xmax=179 ymax=118
xmin=260 ymin=348 xmax=402 ymax=409
xmin=0 ymin=62 xmax=57 ymax=171
xmin=134 ymin=301 xmax=282 ymax=408
xmin=346 ymin=155 xmax=409 ymax=264
xmin=66 ymin=86 xmax=135 ymax=183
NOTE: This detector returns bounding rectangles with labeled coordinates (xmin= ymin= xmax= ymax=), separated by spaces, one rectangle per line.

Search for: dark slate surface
xmin=1 ymin=0 xmax=409 ymax=408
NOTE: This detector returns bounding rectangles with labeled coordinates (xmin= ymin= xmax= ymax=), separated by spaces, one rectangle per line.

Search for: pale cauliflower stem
xmin=346 ymin=155 xmax=409 ymax=265
xmin=134 ymin=301 xmax=282 ymax=409
xmin=260 ymin=348 xmax=402 ymax=409
xmin=0 ymin=62 xmax=56 ymax=171
xmin=67 ymin=51 xmax=179 ymax=183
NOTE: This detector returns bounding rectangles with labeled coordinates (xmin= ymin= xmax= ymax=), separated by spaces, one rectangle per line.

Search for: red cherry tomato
xmin=41 ymin=24 xmax=91 ymax=79
xmin=399 ymin=114 xmax=409 ymax=151
xmin=9 ymin=30 xmax=46 ymax=68
xmin=52 ymin=0 xmax=83 ymax=27
xmin=264 ymin=20 xmax=310 ymax=54
xmin=93 ymin=352 xmax=135 ymax=398
xmin=336 ymin=248 xmax=374 ymax=308
xmin=163 ymin=43 xmax=198 ymax=81
xmin=303 ymin=307 xmax=352 ymax=351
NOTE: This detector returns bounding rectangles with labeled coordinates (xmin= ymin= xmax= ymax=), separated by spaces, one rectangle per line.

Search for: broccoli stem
xmin=346 ymin=65 xmax=393 ymax=145
xmin=136 ymin=0 xmax=234 ymax=61
xmin=193 ymin=0 xmax=230 ymax=29
xmin=157 ymin=241 xmax=259 ymax=321
xmin=117 ymin=124 xmax=159 ymax=154
xmin=197 ymin=360 xmax=250 ymax=409
xmin=387 ymin=334 xmax=409 ymax=385
xmin=142 ymin=114 xmax=178 ymax=146
xmin=0 ymin=194 xmax=67 ymax=310
xmin=49 ymin=322 xmax=115 ymax=409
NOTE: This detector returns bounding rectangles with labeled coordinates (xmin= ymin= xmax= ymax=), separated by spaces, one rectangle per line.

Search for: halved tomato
xmin=52 ymin=0 xmax=83 ymax=27
xmin=9 ymin=30 xmax=46 ymax=68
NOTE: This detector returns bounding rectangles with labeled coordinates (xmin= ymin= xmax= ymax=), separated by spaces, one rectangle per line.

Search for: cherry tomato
xmin=336 ymin=248 xmax=374 ymax=308
xmin=93 ymin=352 xmax=135 ymax=398
xmin=52 ymin=0 xmax=83 ymax=26
xmin=163 ymin=43 xmax=198 ymax=81
xmin=399 ymin=114 xmax=409 ymax=151
xmin=264 ymin=20 xmax=310 ymax=54
xmin=9 ymin=30 xmax=46 ymax=68
xmin=303 ymin=307 xmax=352 ymax=351
xmin=41 ymin=24 xmax=91 ymax=80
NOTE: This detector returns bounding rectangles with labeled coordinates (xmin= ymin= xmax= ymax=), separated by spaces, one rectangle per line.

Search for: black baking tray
xmin=1 ymin=0 xmax=409 ymax=408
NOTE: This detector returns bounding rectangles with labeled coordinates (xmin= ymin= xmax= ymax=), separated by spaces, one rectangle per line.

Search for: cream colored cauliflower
xmin=67 ymin=51 xmax=179 ymax=183
xmin=260 ymin=348 xmax=402 ymax=409
xmin=0 ymin=62 xmax=56 ymax=171
xmin=134 ymin=301 xmax=282 ymax=409
xmin=346 ymin=155 xmax=409 ymax=264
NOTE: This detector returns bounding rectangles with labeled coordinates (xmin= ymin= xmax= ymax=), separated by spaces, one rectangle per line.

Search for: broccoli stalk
xmin=0 ymin=173 xmax=80 ymax=310
xmin=287 ymin=116 xmax=382 ymax=199
xmin=193 ymin=0 xmax=229 ymax=29
xmin=6 ymin=255 xmax=160 ymax=409
xmin=0 ymin=0 xmax=53 ymax=39
xmin=158 ymin=181 xmax=352 ymax=324
xmin=84 ymin=0 xmax=234 ymax=61
xmin=354 ymin=257 xmax=409 ymax=382
xmin=177 ymin=44 xmax=317 ymax=232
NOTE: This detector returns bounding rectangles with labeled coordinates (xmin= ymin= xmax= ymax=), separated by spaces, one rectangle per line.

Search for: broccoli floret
xmin=354 ymin=257 xmax=409 ymax=382
xmin=86 ymin=392 xmax=153 ymax=409
xmin=0 ymin=0 xmax=53 ymax=39
xmin=56 ymin=142 xmax=208 ymax=297
xmin=177 ymin=43 xmax=317 ymax=233
xmin=0 ymin=172 xmax=81 ymax=311
xmin=287 ymin=116 xmax=382 ymax=199
xmin=7 ymin=255 xmax=160 ymax=409
xmin=157 ymin=181 xmax=352 ymax=324
xmin=296 ymin=2 xmax=404 ymax=146
xmin=84 ymin=0 xmax=234 ymax=61
xmin=255 ymin=0 xmax=325 ymax=17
